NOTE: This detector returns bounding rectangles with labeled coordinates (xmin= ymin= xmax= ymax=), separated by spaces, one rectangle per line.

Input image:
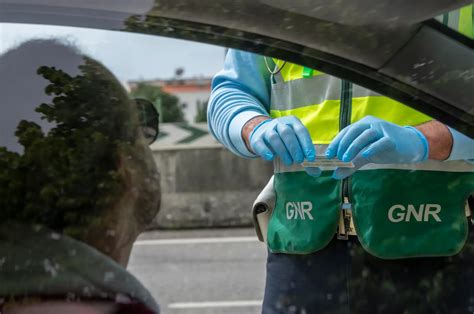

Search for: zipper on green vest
xmin=337 ymin=80 xmax=353 ymax=240
xmin=339 ymin=80 xmax=352 ymax=131
xmin=338 ymin=195 xmax=353 ymax=240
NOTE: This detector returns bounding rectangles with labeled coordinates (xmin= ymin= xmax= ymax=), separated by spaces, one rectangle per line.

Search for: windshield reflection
xmin=0 ymin=39 xmax=161 ymax=313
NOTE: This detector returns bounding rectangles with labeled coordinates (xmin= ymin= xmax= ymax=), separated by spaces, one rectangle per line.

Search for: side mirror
xmin=134 ymin=98 xmax=159 ymax=145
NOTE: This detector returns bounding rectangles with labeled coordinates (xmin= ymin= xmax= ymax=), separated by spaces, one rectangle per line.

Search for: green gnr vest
xmin=267 ymin=6 xmax=474 ymax=258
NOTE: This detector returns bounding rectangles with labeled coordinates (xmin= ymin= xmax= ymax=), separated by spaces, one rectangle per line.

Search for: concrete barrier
xmin=150 ymin=146 xmax=273 ymax=229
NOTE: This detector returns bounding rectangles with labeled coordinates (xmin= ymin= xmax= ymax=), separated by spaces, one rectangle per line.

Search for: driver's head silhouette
xmin=0 ymin=39 xmax=161 ymax=313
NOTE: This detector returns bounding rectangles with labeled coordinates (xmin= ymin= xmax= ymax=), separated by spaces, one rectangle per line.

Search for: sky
xmin=0 ymin=23 xmax=227 ymax=84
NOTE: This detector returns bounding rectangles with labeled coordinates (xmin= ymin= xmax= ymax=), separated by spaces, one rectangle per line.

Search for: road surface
xmin=128 ymin=228 xmax=267 ymax=314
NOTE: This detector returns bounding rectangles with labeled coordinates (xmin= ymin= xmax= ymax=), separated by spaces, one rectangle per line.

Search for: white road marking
xmin=168 ymin=300 xmax=262 ymax=309
xmin=134 ymin=236 xmax=259 ymax=246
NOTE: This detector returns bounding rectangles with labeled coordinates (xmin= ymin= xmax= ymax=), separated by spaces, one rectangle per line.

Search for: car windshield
xmin=0 ymin=22 xmax=270 ymax=314
xmin=0 ymin=3 xmax=472 ymax=314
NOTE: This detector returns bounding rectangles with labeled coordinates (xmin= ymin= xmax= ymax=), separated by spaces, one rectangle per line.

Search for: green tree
xmin=194 ymin=100 xmax=208 ymax=123
xmin=130 ymin=82 xmax=185 ymax=123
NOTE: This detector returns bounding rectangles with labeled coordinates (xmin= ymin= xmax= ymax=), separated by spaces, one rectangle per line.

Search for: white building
xmin=129 ymin=77 xmax=212 ymax=123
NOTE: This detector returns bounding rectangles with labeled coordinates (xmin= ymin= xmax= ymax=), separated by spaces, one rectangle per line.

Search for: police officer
xmin=208 ymin=5 xmax=474 ymax=313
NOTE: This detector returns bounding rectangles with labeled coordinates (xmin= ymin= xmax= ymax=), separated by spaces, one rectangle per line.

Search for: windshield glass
xmin=0 ymin=4 xmax=472 ymax=313
xmin=0 ymin=22 xmax=269 ymax=314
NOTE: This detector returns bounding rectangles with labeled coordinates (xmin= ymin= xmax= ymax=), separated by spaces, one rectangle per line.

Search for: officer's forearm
xmin=242 ymin=115 xmax=271 ymax=151
xmin=415 ymin=120 xmax=453 ymax=160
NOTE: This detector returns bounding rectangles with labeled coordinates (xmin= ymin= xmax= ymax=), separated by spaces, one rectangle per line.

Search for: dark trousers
xmin=262 ymin=223 xmax=474 ymax=314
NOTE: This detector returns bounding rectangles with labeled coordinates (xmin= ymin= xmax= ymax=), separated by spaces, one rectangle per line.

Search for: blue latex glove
xmin=250 ymin=116 xmax=318 ymax=174
xmin=326 ymin=116 xmax=429 ymax=180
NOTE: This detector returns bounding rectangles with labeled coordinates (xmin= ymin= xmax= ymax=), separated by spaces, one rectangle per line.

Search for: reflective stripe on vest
xmin=270 ymin=59 xmax=432 ymax=144
xmin=436 ymin=4 xmax=473 ymax=39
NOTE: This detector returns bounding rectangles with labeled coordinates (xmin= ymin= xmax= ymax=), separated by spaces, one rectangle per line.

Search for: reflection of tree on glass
xmin=0 ymin=40 xmax=161 ymax=313
xmin=130 ymin=82 xmax=185 ymax=123
xmin=195 ymin=100 xmax=208 ymax=123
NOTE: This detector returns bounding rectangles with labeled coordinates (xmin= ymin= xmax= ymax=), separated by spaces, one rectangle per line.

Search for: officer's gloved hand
xmin=249 ymin=116 xmax=319 ymax=176
xmin=326 ymin=116 xmax=429 ymax=180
